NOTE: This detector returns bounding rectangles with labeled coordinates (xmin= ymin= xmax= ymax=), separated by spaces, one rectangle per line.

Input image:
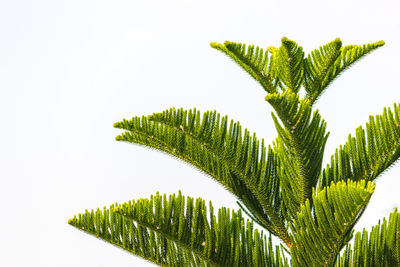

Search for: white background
xmin=1 ymin=0 xmax=399 ymax=266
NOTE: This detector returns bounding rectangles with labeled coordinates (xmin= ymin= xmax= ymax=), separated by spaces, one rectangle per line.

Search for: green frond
xmin=336 ymin=208 xmax=400 ymax=267
xmin=275 ymin=37 xmax=304 ymax=93
xmin=266 ymin=91 xmax=329 ymax=219
xmin=320 ymin=103 xmax=400 ymax=188
xmin=69 ymin=37 xmax=392 ymax=265
xmin=69 ymin=192 xmax=289 ymax=267
xmin=306 ymin=40 xmax=384 ymax=104
xmin=212 ymin=39 xmax=383 ymax=100
xmin=290 ymin=180 xmax=375 ymax=267
xmin=210 ymin=41 xmax=278 ymax=93
xmin=114 ymin=108 xmax=291 ymax=246
xmin=303 ymin=38 xmax=342 ymax=104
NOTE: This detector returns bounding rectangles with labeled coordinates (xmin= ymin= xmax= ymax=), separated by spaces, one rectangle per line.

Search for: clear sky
xmin=1 ymin=0 xmax=399 ymax=266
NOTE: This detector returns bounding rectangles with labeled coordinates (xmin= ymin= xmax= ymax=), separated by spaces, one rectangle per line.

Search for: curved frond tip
xmin=210 ymin=41 xmax=278 ymax=93
xmin=336 ymin=208 xmax=400 ymax=267
xmin=290 ymin=179 xmax=375 ymax=267
xmin=266 ymin=91 xmax=329 ymax=219
xmin=305 ymin=39 xmax=384 ymax=104
xmin=320 ymin=103 xmax=400 ymax=187
xmin=114 ymin=107 xmax=291 ymax=245
xmin=69 ymin=192 xmax=289 ymax=267
xmin=275 ymin=37 xmax=304 ymax=93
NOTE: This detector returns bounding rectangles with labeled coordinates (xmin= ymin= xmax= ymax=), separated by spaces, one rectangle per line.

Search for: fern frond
xmin=266 ymin=91 xmax=329 ymax=219
xmin=210 ymin=41 xmax=278 ymax=93
xmin=303 ymin=38 xmax=342 ymax=104
xmin=305 ymin=40 xmax=384 ymax=104
xmin=114 ymin=108 xmax=291 ymax=246
xmin=320 ymin=104 xmax=400 ymax=188
xmin=290 ymin=180 xmax=375 ymax=267
xmin=336 ymin=208 xmax=400 ymax=267
xmin=69 ymin=192 xmax=289 ymax=267
xmin=275 ymin=37 xmax=304 ymax=93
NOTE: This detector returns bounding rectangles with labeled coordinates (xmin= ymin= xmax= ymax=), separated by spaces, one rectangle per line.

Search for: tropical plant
xmin=69 ymin=37 xmax=400 ymax=266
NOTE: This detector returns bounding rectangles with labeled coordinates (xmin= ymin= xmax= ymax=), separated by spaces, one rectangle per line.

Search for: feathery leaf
xmin=114 ymin=108 xmax=291 ymax=245
xmin=305 ymin=40 xmax=384 ymax=104
xmin=290 ymin=180 xmax=375 ymax=267
xmin=303 ymin=38 xmax=342 ymax=104
xmin=266 ymin=91 xmax=329 ymax=219
xmin=69 ymin=192 xmax=289 ymax=267
xmin=275 ymin=37 xmax=304 ymax=93
xmin=320 ymin=104 xmax=400 ymax=188
xmin=210 ymin=41 xmax=278 ymax=93
xmin=336 ymin=208 xmax=400 ymax=267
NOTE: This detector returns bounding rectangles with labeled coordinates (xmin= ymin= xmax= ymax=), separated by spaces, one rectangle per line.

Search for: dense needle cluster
xmin=69 ymin=37 xmax=400 ymax=266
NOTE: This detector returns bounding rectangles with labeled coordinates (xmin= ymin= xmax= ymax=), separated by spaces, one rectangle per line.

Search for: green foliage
xmin=266 ymin=91 xmax=329 ymax=220
xmin=210 ymin=41 xmax=278 ymax=93
xmin=320 ymin=104 xmax=400 ymax=188
xmin=113 ymin=108 xmax=290 ymax=244
xmin=336 ymin=208 xmax=400 ymax=267
xmin=290 ymin=180 xmax=375 ymax=267
xmin=69 ymin=192 xmax=289 ymax=267
xmin=274 ymin=38 xmax=304 ymax=93
xmin=69 ymin=37 xmax=400 ymax=266
xmin=303 ymin=38 xmax=342 ymax=103
xmin=303 ymin=39 xmax=384 ymax=104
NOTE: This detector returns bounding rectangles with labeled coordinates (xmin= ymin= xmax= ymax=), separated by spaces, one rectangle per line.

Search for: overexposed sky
xmin=1 ymin=0 xmax=399 ymax=266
